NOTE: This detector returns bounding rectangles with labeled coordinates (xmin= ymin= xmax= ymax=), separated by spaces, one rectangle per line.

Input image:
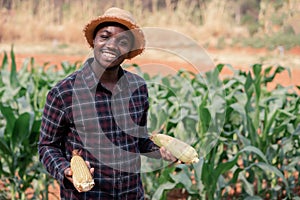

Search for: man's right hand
xmin=64 ymin=167 xmax=73 ymax=183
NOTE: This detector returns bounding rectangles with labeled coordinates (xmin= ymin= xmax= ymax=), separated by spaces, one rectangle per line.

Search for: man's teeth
xmin=102 ymin=52 xmax=117 ymax=58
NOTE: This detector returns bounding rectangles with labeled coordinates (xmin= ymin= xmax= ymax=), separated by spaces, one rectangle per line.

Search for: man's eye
xmin=119 ymin=39 xmax=130 ymax=47
xmin=101 ymin=35 xmax=109 ymax=38
xmin=98 ymin=35 xmax=109 ymax=41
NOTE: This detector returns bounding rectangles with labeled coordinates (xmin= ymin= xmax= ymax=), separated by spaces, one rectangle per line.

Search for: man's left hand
xmin=159 ymin=146 xmax=178 ymax=162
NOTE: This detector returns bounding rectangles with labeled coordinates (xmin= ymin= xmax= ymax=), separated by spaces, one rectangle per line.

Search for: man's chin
xmin=94 ymin=55 xmax=126 ymax=70
xmin=105 ymin=64 xmax=120 ymax=71
xmin=103 ymin=58 xmax=125 ymax=69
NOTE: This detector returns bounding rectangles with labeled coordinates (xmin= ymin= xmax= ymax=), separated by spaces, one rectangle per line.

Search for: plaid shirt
xmin=38 ymin=58 xmax=161 ymax=200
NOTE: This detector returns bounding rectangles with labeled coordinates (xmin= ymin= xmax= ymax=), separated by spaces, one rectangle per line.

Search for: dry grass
xmin=0 ymin=0 xmax=246 ymax=48
xmin=1 ymin=0 xmax=299 ymax=54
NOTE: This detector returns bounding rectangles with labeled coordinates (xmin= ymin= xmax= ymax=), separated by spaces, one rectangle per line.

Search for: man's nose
xmin=105 ymin=37 xmax=118 ymax=49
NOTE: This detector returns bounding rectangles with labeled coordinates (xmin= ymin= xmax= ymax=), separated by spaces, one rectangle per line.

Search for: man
xmin=38 ymin=7 xmax=176 ymax=199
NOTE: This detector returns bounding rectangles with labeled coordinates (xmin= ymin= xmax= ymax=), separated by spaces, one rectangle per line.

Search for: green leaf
xmin=198 ymin=94 xmax=211 ymax=133
xmin=0 ymin=138 xmax=12 ymax=156
xmin=240 ymin=146 xmax=269 ymax=164
xmin=214 ymin=153 xmax=239 ymax=180
xmin=152 ymin=182 xmax=177 ymax=200
xmin=216 ymin=63 xmax=224 ymax=72
xmin=174 ymin=121 xmax=186 ymax=141
xmin=169 ymin=171 xmax=196 ymax=194
xmin=252 ymin=64 xmax=262 ymax=77
xmin=252 ymin=162 xmax=290 ymax=194
xmin=29 ymin=119 xmax=41 ymax=144
xmin=275 ymin=65 xmax=288 ymax=75
xmin=18 ymin=58 xmax=31 ymax=87
xmin=12 ymin=112 xmax=31 ymax=148
xmin=244 ymin=196 xmax=263 ymax=200
xmin=192 ymin=157 xmax=204 ymax=188
xmin=263 ymin=66 xmax=291 ymax=85
xmin=263 ymin=66 xmax=272 ymax=75
xmin=61 ymin=61 xmax=69 ymax=72
xmin=1 ymin=51 xmax=8 ymax=69
xmin=240 ymin=173 xmax=255 ymax=196
xmin=229 ymin=167 xmax=244 ymax=184
xmin=161 ymin=77 xmax=171 ymax=88
xmin=0 ymin=103 xmax=16 ymax=135
xmin=292 ymin=125 xmax=300 ymax=136
xmin=262 ymin=108 xmax=278 ymax=139
xmin=201 ymin=159 xmax=212 ymax=186
xmin=10 ymin=45 xmax=19 ymax=87
xmin=205 ymin=67 xmax=222 ymax=89
xmin=287 ymin=156 xmax=300 ymax=169
xmin=244 ymin=72 xmax=254 ymax=98
xmin=17 ymin=96 xmax=32 ymax=114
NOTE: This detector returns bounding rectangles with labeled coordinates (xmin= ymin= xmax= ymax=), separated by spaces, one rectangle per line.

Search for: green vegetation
xmin=140 ymin=63 xmax=300 ymax=199
xmin=240 ymin=31 xmax=300 ymax=50
xmin=0 ymin=49 xmax=299 ymax=199
xmin=0 ymin=48 xmax=79 ymax=199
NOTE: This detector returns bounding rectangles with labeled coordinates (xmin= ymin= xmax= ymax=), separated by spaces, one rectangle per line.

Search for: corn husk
xmin=150 ymin=134 xmax=199 ymax=164
xmin=70 ymin=150 xmax=95 ymax=192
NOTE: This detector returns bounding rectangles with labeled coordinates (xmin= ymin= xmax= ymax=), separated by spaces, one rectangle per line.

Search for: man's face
xmin=93 ymin=25 xmax=133 ymax=69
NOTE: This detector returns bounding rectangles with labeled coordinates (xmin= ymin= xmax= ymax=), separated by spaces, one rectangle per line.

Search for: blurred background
xmin=0 ymin=0 xmax=299 ymax=68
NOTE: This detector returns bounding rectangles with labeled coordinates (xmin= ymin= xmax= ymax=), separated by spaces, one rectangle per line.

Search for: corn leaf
xmin=0 ymin=103 xmax=16 ymax=136
xmin=240 ymin=146 xmax=269 ymax=163
xmin=250 ymin=162 xmax=290 ymax=195
xmin=244 ymin=196 xmax=263 ymax=200
xmin=12 ymin=112 xmax=31 ymax=149
xmin=152 ymin=182 xmax=177 ymax=200
xmin=9 ymin=46 xmax=19 ymax=88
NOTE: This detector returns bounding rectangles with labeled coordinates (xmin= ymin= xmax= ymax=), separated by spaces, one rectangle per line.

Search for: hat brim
xmin=83 ymin=16 xmax=145 ymax=59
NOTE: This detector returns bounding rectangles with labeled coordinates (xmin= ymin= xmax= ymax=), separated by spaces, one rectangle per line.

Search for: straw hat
xmin=83 ymin=7 xmax=145 ymax=59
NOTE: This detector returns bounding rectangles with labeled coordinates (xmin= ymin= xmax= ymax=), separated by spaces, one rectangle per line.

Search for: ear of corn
xmin=150 ymin=134 xmax=199 ymax=164
xmin=70 ymin=149 xmax=95 ymax=192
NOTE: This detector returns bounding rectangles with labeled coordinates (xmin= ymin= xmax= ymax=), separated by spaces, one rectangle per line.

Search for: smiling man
xmin=38 ymin=7 xmax=176 ymax=199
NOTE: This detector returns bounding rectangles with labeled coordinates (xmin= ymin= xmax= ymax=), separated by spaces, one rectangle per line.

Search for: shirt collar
xmin=81 ymin=58 xmax=98 ymax=89
xmin=81 ymin=58 xmax=130 ymax=91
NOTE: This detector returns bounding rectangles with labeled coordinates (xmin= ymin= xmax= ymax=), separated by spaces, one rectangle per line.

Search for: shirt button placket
xmin=117 ymin=176 xmax=122 ymax=200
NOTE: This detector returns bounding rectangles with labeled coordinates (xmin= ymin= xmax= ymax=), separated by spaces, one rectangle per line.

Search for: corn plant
xmin=0 ymin=48 xmax=80 ymax=199
xmin=137 ymin=63 xmax=300 ymax=199
xmin=0 ymin=49 xmax=299 ymax=200
xmin=219 ymin=64 xmax=299 ymax=199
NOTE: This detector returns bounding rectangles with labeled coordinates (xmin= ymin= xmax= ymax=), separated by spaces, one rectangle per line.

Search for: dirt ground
xmin=4 ymin=45 xmax=300 ymax=90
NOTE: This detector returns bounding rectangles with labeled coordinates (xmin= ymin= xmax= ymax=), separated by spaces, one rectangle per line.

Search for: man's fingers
xmin=85 ymin=161 xmax=91 ymax=168
xmin=65 ymin=168 xmax=72 ymax=177
xmin=85 ymin=161 xmax=94 ymax=175
xmin=160 ymin=147 xmax=178 ymax=162
xmin=64 ymin=167 xmax=73 ymax=183
xmin=90 ymin=167 xmax=95 ymax=175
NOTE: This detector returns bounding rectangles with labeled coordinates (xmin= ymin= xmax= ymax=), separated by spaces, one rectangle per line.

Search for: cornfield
xmin=0 ymin=48 xmax=299 ymax=199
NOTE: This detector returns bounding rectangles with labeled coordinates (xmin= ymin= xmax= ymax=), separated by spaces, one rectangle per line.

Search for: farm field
xmin=2 ymin=44 xmax=299 ymax=89
xmin=1 ymin=44 xmax=300 ymax=200
xmin=2 ymin=44 xmax=298 ymax=200
xmin=1 ymin=0 xmax=300 ymax=199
